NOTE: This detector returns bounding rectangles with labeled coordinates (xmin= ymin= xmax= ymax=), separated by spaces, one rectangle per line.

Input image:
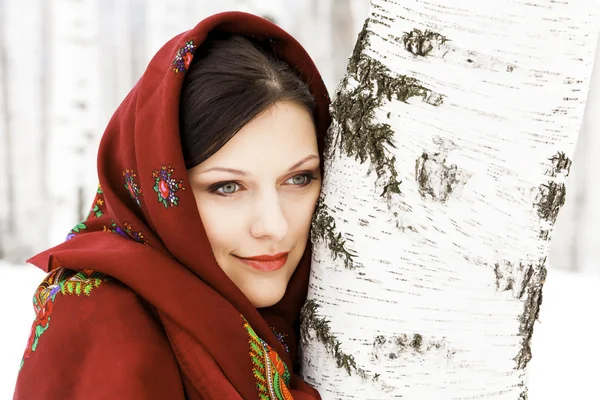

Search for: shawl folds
xmin=14 ymin=12 xmax=330 ymax=400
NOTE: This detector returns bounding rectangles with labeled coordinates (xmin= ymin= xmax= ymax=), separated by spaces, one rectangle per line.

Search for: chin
xmin=246 ymin=277 xmax=289 ymax=308
xmin=249 ymin=290 xmax=285 ymax=308
xmin=239 ymin=254 xmax=299 ymax=308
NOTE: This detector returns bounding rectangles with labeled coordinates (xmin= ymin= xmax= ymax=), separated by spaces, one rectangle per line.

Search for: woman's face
xmin=188 ymin=101 xmax=321 ymax=308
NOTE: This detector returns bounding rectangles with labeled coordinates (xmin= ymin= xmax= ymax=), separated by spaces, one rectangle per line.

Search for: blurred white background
xmin=1 ymin=0 xmax=599 ymax=274
xmin=0 ymin=0 xmax=371 ymax=260
xmin=0 ymin=0 xmax=598 ymax=399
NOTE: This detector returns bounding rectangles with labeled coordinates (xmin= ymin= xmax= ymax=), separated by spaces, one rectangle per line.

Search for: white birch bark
xmin=301 ymin=0 xmax=600 ymax=398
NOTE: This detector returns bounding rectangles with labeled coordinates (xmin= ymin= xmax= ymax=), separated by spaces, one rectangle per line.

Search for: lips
xmin=235 ymin=252 xmax=289 ymax=272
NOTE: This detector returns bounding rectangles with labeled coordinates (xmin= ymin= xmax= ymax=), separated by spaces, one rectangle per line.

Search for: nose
xmin=249 ymin=190 xmax=288 ymax=242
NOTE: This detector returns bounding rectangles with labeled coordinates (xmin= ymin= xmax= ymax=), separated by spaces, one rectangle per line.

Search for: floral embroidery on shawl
xmin=152 ymin=165 xmax=185 ymax=208
xmin=243 ymin=317 xmax=292 ymax=400
xmin=123 ymin=222 xmax=149 ymax=245
xmin=102 ymin=220 xmax=149 ymax=245
xmin=270 ymin=327 xmax=290 ymax=354
xmin=103 ymin=220 xmax=128 ymax=240
xmin=20 ymin=268 xmax=109 ymax=369
xmin=88 ymin=185 xmax=105 ymax=219
xmin=123 ymin=169 xmax=143 ymax=208
xmin=172 ymin=40 xmax=196 ymax=73
xmin=65 ymin=222 xmax=87 ymax=241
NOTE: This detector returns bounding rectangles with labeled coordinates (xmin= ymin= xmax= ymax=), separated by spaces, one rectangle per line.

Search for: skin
xmin=188 ymin=101 xmax=321 ymax=308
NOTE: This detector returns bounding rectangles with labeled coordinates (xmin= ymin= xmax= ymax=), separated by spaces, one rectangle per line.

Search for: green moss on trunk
xmin=300 ymin=299 xmax=367 ymax=378
xmin=328 ymin=20 xmax=443 ymax=198
xmin=311 ymin=199 xmax=356 ymax=269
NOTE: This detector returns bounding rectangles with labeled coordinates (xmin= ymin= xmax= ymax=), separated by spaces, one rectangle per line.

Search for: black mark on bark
xmin=535 ymin=152 xmax=571 ymax=240
xmin=494 ymin=261 xmax=534 ymax=299
xmin=401 ymin=28 xmax=448 ymax=57
xmin=415 ymin=138 xmax=471 ymax=203
xmin=547 ymin=151 xmax=572 ymax=176
xmin=514 ymin=258 xmax=547 ymax=370
xmin=371 ymin=333 xmax=456 ymax=362
xmin=518 ymin=386 xmax=529 ymax=400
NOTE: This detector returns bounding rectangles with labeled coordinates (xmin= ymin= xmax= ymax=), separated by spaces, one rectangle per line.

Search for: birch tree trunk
xmin=301 ymin=0 xmax=600 ymax=398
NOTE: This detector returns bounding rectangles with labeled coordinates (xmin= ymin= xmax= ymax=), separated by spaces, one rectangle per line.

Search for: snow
xmin=527 ymin=268 xmax=600 ymax=400
xmin=0 ymin=261 xmax=597 ymax=399
xmin=0 ymin=262 xmax=45 ymax=400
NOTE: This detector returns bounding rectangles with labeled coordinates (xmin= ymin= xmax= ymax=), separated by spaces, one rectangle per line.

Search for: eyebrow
xmin=199 ymin=154 xmax=319 ymax=176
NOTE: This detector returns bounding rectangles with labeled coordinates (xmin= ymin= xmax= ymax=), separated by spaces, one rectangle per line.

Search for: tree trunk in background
xmin=330 ymin=0 xmax=355 ymax=88
xmin=144 ymin=0 xmax=214 ymax=64
xmin=0 ymin=0 xmax=14 ymax=260
xmin=547 ymin=104 xmax=587 ymax=273
xmin=547 ymin=34 xmax=600 ymax=273
xmin=0 ymin=0 xmax=47 ymax=262
xmin=46 ymin=0 xmax=101 ymax=241
xmin=573 ymin=35 xmax=600 ymax=274
xmin=129 ymin=0 xmax=147 ymax=88
xmin=39 ymin=0 xmax=51 ymax=247
xmin=301 ymin=0 xmax=600 ymax=398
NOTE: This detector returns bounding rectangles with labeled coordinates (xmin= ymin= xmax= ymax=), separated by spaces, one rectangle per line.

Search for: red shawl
xmin=20 ymin=11 xmax=329 ymax=399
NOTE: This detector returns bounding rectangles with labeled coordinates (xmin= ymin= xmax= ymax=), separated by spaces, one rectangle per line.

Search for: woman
xmin=13 ymin=11 xmax=330 ymax=400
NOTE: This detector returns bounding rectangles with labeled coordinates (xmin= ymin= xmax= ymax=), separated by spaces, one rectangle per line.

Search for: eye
xmin=284 ymin=173 xmax=316 ymax=186
xmin=213 ymin=182 xmax=241 ymax=195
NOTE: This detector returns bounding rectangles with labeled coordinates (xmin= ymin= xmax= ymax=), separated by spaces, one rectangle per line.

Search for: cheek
xmin=194 ymin=196 xmax=238 ymax=254
xmin=286 ymin=189 xmax=320 ymax=234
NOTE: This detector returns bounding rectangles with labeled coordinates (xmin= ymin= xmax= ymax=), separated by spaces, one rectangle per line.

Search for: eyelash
xmin=209 ymin=172 xmax=317 ymax=197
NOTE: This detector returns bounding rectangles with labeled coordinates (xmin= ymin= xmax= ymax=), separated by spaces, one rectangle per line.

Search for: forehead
xmin=201 ymin=102 xmax=319 ymax=170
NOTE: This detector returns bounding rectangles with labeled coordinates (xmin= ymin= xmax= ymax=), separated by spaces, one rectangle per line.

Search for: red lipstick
xmin=236 ymin=252 xmax=289 ymax=272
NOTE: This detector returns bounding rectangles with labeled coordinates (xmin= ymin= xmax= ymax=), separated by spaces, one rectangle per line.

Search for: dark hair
xmin=179 ymin=33 xmax=316 ymax=169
